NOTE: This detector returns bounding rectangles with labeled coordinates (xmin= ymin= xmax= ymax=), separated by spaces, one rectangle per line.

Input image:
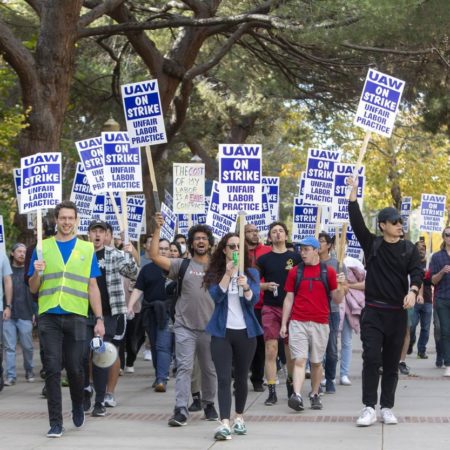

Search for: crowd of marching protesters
xmin=1 ymin=193 xmax=449 ymax=440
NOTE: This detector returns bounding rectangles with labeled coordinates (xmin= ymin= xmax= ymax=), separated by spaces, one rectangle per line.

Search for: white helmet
xmin=92 ymin=341 xmax=118 ymax=368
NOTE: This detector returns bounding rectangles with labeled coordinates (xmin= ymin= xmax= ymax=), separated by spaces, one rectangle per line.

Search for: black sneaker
xmin=188 ymin=393 xmax=202 ymax=412
xmin=309 ymin=393 xmax=323 ymax=410
xmin=168 ymin=408 xmax=187 ymax=427
xmin=325 ymin=379 xmax=336 ymax=394
xmin=47 ymin=424 xmax=64 ymax=438
xmin=92 ymin=402 xmax=107 ymax=417
xmin=417 ymin=352 xmax=428 ymax=359
xmin=252 ymin=382 xmax=265 ymax=392
xmin=204 ymin=403 xmax=219 ymax=421
xmin=286 ymin=377 xmax=294 ymax=398
xmin=264 ymin=385 xmax=277 ymax=406
xmin=41 ymin=384 xmax=47 ymax=398
xmin=72 ymin=404 xmax=85 ymax=428
xmin=288 ymin=393 xmax=304 ymax=412
xmin=83 ymin=387 xmax=93 ymax=412
xmin=398 ymin=362 xmax=410 ymax=375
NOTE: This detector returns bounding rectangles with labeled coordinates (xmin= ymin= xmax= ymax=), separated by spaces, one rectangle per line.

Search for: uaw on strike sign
xmin=218 ymin=144 xmax=262 ymax=214
xmin=354 ymin=69 xmax=405 ymax=138
xmin=20 ymin=153 xmax=62 ymax=213
xmin=121 ymin=79 xmax=167 ymax=146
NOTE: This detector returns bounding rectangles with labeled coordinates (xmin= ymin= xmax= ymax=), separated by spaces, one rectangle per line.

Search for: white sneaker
xmin=340 ymin=376 xmax=352 ymax=386
xmin=444 ymin=366 xmax=450 ymax=377
xmin=356 ymin=406 xmax=377 ymax=427
xmin=104 ymin=393 xmax=117 ymax=408
xmin=124 ymin=366 xmax=135 ymax=373
xmin=380 ymin=408 xmax=398 ymax=425
xmin=143 ymin=350 xmax=152 ymax=361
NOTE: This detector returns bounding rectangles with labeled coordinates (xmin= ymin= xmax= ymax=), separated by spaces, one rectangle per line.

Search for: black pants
xmin=124 ymin=313 xmax=146 ymax=367
xmin=361 ymin=307 xmax=407 ymax=409
xmin=39 ymin=314 xmax=87 ymax=427
xmin=250 ymin=309 xmax=265 ymax=385
xmin=211 ymin=329 xmax=256 ymax=420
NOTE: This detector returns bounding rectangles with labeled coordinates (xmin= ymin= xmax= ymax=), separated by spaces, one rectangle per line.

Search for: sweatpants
xmin=173 ymin=324 xmax=217 ymax=417
xmin=360 ymin=306 xmax=407 ymax=409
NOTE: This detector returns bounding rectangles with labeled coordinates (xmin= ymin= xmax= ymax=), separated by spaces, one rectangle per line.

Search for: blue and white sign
xmin=330 ymin=164 xmax=365 ymax=223
xmin=206 ymin=181 xmax=237 ymax=239
xmin=177 ymin=214 xmax=190 ymax=236
xmin=218 ymin=144 xmax=262 ymax=214
xmin=13 ymin=168 xmax=22 ymax=212
xmin=354 ymin=69 xmax=405 ymax=138
xmin=75 ymin=136 xmax=105 ymax=194
xmin=102 ymin=132 xmax=143 ymax=192
xmin=400 ymin=196 xmax=413 ymax=232
xmin=346 ymin=226 xmax=364 ymax=262
xmin=246 ymin=192 xmax=271 ymax=234
xmin=105 ymin=192 xmax=123 ymax=237
xmin=121 ymin=79 xmax=167 ymax=146
xmin=292 ymin=198 xmax=319 ymax=242
xmin=304 ymin=149 xmax=341 ymax=206
xmin=164 ymin=190 xmax=173 ymax=210
xmin=160 ymin=202 xmax=176 ymax=242
xmin=70 ymin=163 xmax=96 ymax=235
xmin=0 ymin=215 xmax=5 ymax=255
xmin=93 ymin=194 xmax=106 ymax=222
xmin=20 ymin=153 xmax=62 ymax=213
xmin=262 ymin=176 xmax=280 ymax=222
xmin=419 ymin=193 xmax=446 ymax=233
xmin=127 ymin=195 xmax=146 ymax=242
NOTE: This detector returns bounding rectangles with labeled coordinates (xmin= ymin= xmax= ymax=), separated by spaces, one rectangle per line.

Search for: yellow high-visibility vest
xmin=38 ymin=237 xmax=94 ymax=316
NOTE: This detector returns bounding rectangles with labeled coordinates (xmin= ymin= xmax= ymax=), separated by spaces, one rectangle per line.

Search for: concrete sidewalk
xmin=1 ymin=335 xmax=449 ymax=450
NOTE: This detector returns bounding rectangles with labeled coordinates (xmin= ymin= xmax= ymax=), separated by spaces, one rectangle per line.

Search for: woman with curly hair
xmin=204 ymin=232 xmax=262 ymax=441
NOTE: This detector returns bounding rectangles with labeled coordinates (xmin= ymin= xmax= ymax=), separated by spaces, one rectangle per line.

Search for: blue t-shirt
xmin=28 ymin=237 xmax=100 ymax=314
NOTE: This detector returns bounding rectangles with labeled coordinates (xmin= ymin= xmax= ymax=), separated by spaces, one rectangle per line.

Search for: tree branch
xmin=342 ymin=41 xmax=435 ymax=56
xmin=79 ymin=0 xmax=126 ymax=28
xmin=0 ymin=18 xmax=38 ymax=96
xmin=184 ymin=23 xmax=251 ymax=80
xmin=25 ymin=0 xmax=43 ymax=17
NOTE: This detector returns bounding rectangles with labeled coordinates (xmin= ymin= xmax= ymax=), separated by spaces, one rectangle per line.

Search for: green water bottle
xmin=232 ymin=250 xmax=239 ymax=267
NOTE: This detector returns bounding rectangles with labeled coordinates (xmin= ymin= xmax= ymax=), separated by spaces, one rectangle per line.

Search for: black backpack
xmin=166 ymin=258 xmax=190 ymax=321
xmin=294 ymin=261 xmax=331 ymax=302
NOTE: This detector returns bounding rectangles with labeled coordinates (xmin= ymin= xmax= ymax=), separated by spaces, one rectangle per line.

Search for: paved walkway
xmin=1 ymin=335 xmax=449 ymax=449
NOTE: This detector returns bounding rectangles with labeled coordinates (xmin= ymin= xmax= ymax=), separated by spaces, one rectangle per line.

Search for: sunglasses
xmin=226 ymin=243 xmax=240 ymax=250
xmin=389 ymin=218 xmax=403 ymax=225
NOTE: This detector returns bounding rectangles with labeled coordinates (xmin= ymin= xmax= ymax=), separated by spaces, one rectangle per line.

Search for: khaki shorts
xmin=288 ymin=320 xmax=329 ymax=363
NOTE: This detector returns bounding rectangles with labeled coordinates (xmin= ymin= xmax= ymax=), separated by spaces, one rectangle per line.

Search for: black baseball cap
xmin=378 ymin=207 xmax=401 ymax=223
xmin=88 ymin=220 xmax=108 ymax=231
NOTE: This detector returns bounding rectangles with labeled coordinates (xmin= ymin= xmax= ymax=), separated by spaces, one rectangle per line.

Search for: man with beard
xmin=3 ymin=243 xmax=35 ymax=386
xmin=150 ymin=213 xmax=218 ymax=427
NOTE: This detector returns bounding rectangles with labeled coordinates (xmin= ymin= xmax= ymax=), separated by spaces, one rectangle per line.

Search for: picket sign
xmin=238 ymin=211 xmax=246 ymax=297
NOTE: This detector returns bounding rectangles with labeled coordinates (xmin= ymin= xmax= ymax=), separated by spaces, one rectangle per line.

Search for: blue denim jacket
xmin=206 ymin=268 xmax=263 ymax=338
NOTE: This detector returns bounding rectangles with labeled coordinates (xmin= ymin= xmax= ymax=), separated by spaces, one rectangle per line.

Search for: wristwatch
xmin=4 ymin=304 xmax=11 ymax=309
xmin=243 ymin=287 xmax=251 ymax=293
xmin=95 ymin=315 xmax=104 ymax=322
xmin=409 ymin=288 xmax=418 ymax=296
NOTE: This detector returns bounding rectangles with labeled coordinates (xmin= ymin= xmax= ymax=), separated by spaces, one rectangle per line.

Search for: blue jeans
xmin=144 ymin=311 xmax=173 ymax=383
xmin=435 ymin=298 xmax=450 ymax=366
xmin=3 ymin=319 xmax=34 ymax=380
xmin=410 ymin=303 xmax=432 ymax=354
xmin=324 ymin=312 xmax=340 ymax=381
xmin=340 ymin=316 xmax=353 ymax=378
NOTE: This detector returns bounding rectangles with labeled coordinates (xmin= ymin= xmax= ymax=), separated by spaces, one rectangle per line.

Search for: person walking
xmin=347 ymin=179 xmax=423 ymax=427
xmin=28 ymin=201 xmax=105 ymax=438
xmin=3 ymin=243 xmax=35 ymax=386
xmin=204 ymin=233 xmax=262 ymax=440
xmin=430 ymin=226 xmax=450 ymax=377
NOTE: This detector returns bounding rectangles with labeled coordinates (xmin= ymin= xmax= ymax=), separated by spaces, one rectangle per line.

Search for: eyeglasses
xmin=193 ymin=236 xmax=209 ymax=241
xmin=159 ymin=247 xmax=170 ymax=251
xmin=389 ymin=218 xmax=403 ymax=225
xmin=226 ymin=243 xmax=239 ymax=250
